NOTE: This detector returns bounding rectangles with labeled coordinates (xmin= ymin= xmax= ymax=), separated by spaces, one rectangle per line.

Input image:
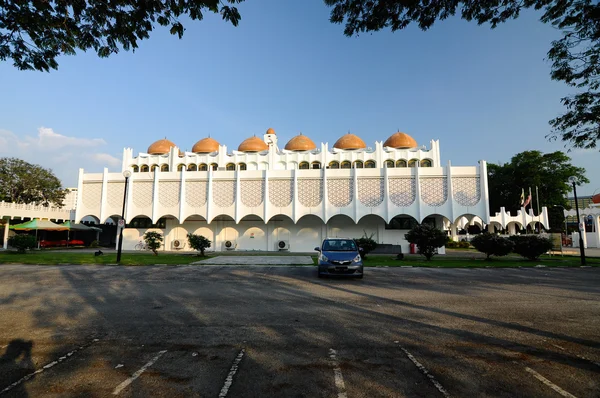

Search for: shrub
xmin=405 ymin=224 xmax=447 ymax=260
xmin=8 ymin=234 xmax=37 ymax=253
xmin=143 ymin=231 xmax=163 ymax=255
xmin=89 ymin=240 xmax=99 ymax=248
xmin=470 ymin=233 xmax=514 ymax=260
xmin=187 ymin=233 xmax=211 ymax=256
xmin=354 ymin=232 xmax=378 ymax=259
xmin=459 ymin=240 xmax=471 ymax=249
xmin=509 ymin=235 xmax=553 ymax=261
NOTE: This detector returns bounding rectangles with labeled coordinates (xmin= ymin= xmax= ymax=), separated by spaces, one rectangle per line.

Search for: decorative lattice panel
xmin=421 ymin=177 xmax=448 ymax=207
xmin=158 ymin=181 xmax=181 ymax=207
xmin=213 ymin=180 xmax=236 ymax=207
xmin=453 ymin=177 xmax=481 ymax=206
xmin=388 ymin=178 xmax=416 ymax=207
xmin=269 ymin=179 xmax=294 ymax=207
xmin=81 ymin=183 xmax=102 ymax=208
xmin=133 ymin=182 xmax=153 ymax=208
xmin=106 ymin=182 xmax=124 ymax=209
xmin=298 ymin=179 xmax=323 ymax=207
xmin=186 ymin=181 xmax=208 ymax=207
xmin=327 ymin=179 xmax=353 ymax=208
xmin=241 ymin=180 xmax=265 ymax=208
xmin=358 ymin=178 xmax=384 ymax=207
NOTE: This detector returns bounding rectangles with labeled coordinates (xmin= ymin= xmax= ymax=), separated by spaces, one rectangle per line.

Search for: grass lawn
xmin=0 ymin=251 xmax=201 ymax=266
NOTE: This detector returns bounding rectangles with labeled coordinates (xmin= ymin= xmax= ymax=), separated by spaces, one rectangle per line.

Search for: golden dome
xmin=333 ymin=133 xmax=367 ymax=150
xmin=284 ymin=133 xmax=316 ymax=151
xmin=266 ymin=127 xmax=276 ymax=135
xmin=147 ymin=138 xmax=177 ymax=155
xmin=383 ymin=131 xmax=417 ymax=149
xmin=192 ymin=137 xmax=220 ymax=153
xmin=592 ymin=193 xmax=600 ymax=204
xmin=238 ymin=136 xmax=269 ymax=152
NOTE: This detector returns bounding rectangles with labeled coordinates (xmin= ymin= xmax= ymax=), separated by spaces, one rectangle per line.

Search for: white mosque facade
xmin=74 ymin=129 xmax=490 ymax=253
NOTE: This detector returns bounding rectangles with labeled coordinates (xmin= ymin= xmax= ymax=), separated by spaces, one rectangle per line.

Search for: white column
xmin=353 ymin=167 xmax=359 ymax=222
xmin=234 ymin=169 xmax=241 ymax=223
xmin=322 ymin=167 xmax=328 ymax=223
xmin=99 ymin=168 xmax=109 ymax=224
xmin=178 ymin=168 xmax=186 ymax=224
xmin=152 ymin=169 xmax=160 ymax=223
xmin=3 ymin=218 xmax=9 ymax=249
xmin=292 ymin=168 xmax=298 ymax=222
xmin=263 ymin=169 xmax=270 ymax=224
xmin=207 ymin=169 xmax=214 ymax=223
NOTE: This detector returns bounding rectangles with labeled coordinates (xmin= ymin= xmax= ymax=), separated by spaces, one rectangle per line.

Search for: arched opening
xmin=187 ymin=164 xmax=198 ymax=171
xmin=199 ymin=163 xmax=208 ymax=171
xmin=420 ymin=159 xmax=432 ymax=167
xmin=353 ymin=160 xmax=364 ymax=169
xmin=210 ymin=163 xmax=218 ymax=171
xmin=408 ymin=159 xmax=418 ymax=168
xmin=151 ymin=164 xmax=159 ymax=172
xmin=226 ymin=163 xmax=236 ymax=171
xmin=365 ymin=160 xmax=376 ymax=169
xmin=386 ymin=214 xmax=419 ymax=230
xmin=396 ymin=160 xmax=407 ymax=168
xmin=177 ymin=164 xmax=185 ymax=172
xmin=341 ymin=161 xmax=351 ymax=169
xmin=140 ymin=165 xmax=149 ymax=172
xmin=384 ymin=160 xmax=394 ymax=168
xmin=329 ymin=161 xmax=340 ymax=169
xmin=311 ymin=161 xmax=321 ymax=169
xmin=299 ymin=161 xmax=310 ymax=170
xmin=160 ymin=164 xmax=169 ymax=172
xmin=131 ymin=165 xmax=139 ymax=172
xmin=238 ymin=162 xmax=247 ymax=171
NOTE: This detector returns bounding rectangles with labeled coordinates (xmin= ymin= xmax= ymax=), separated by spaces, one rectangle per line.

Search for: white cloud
xmin=0 ymin=127 xmax=120 ymax=187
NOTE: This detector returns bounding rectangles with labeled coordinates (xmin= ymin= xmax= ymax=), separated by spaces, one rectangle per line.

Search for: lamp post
xmin=116 ymin=170 xmax=132 ymax=263
xmin=568 ymin=176 xmax=586 ymax=265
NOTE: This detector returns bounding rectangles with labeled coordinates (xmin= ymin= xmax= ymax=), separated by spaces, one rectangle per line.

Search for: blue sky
xmin=0 ymin=1 xmax=597 ymax=196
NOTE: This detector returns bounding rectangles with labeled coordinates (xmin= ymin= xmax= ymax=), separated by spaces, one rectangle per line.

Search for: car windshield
xmin=322 ymin=240 xmax=357 ymax=251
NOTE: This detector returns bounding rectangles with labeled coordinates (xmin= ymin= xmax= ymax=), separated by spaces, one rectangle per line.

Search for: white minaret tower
xmin=264 ymin=127 xmax=278 ymax=151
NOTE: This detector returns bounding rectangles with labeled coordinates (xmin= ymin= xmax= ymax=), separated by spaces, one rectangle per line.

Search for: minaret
xmin=264 ymin=127 xmax=278 ymax=151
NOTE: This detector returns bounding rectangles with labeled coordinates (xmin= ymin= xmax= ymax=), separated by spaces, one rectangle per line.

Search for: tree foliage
xmin=0 ymin=158 xmax=67 ymax=206
xmin=405 ymin=224 xmax=446 ymax=261
xmin=143 ymin=231 xmax=163 ymax=255
xmin=509 ymin=235 xmax=553 ymax=260
xmin=325 ymin=0 xmax=600 ymax=149
xmin=470 ymin=233 xmax=514 ymax=260
xmin=8 ymin=234 xmax=37 ymax=253
xmin=0 ymin=0 xmax=244 ymax=71
xmin=187 ymin=233 xmax=211 ymax=256
xmin=354 ymin=232 xmax=377 ymax=259
xmin=487 ymin=150 xmax=587 ymax=231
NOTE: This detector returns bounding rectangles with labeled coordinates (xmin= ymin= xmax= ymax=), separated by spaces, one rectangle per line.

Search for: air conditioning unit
xmin=223 ymin=240 xmax=237 ymax=251
xmin=171 ymin=239 xmax=185 ymax=250
xmin=277 ymin=240 xmax=290 ymax=251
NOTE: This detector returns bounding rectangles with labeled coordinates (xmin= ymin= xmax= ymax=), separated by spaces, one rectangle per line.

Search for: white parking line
xmin=397 ymin=344 xmax=450 ymax=398
xmin=112 ymin=350 xmax=167 ymax=395
xmin=552 ymin=344 xmax=600 ymax=368
xmin=218 ymin=349 xmax=245 ymax=398
xmin=328 ymin=349 xmax=347 ymax=398
xmin=0 ymin=339 xmax=99 ymax=395
xmin=525 ymin=367 xmax=578 ymax=398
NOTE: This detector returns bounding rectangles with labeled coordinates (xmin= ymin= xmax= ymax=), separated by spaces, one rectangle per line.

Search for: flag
xmin=520 ymin=188 xmax=525 ymax=206
xmin=523 ymin=188 xmax=532 ymax=208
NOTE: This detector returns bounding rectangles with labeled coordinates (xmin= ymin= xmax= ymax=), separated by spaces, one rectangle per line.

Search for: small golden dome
xmin=266 ymin=127 xmax=276 ymax=135
xmin=383 ymin=131 xmax=417 ymax=149
xmin=238 ymin=136 xmax=269 ymax=152
xmin=333 ymin=133 xmax=367 ymax=150
xmin=592 ymin=193 xmax=600 ymax=204
xmin=284 ymin=133 xmax=316 ymax=151
xmin=147 ymin=138 xmax=177 ymax=155
xmin=192 ymin=137 xmax=220 ymax=153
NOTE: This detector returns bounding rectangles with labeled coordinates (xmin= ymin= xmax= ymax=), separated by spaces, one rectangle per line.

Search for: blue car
xmin=315 ymin=238 xmax=364 ymax=278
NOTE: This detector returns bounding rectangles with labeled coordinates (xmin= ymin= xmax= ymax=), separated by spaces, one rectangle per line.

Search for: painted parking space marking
xmin=552 ymin=344 xmax=600 ymax=368
xmin=112 ymin=350 xmax=167 ymax=395
xmin=218 ymin=349 xmax=245 ymax=398
xmin=0 ymin=338 xmax=99 ymax=395
xmin=328 ymin=348 xmax=347 ymax=398
xmin=396 ymin=343 xmax=450 ymax=398
xmin=525 ymin=367 xmax=578 ymax=398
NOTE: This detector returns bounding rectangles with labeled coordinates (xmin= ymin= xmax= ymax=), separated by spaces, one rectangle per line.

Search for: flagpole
xmin=529 ymin=187 xmax=532 ymax=234
xmin=536 ymin=186 xmax=540 ymax=233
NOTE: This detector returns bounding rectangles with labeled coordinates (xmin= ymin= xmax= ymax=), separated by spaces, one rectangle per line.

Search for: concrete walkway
xmin=192 ymin=255 xmax=314 ymax=265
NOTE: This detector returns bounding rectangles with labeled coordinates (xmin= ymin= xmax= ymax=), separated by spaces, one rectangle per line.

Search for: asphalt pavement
xmin=0 ymin=265 xmax=598 ymax=397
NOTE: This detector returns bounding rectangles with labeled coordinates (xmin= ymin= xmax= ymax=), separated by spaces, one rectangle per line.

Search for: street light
xmin=568 ymin=176 xmax=586 ymax=265
xmin=116 ymin=170 xmax=132 ymax=263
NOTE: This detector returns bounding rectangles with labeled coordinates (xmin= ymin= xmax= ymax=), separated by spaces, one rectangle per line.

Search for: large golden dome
xmin=284 ymin=133 xmax=316 ymax=151
xmin=147 ymin=138 xmax=177 ymax=155
xmin=383 ymin=131 xmax=417 ymax=149
xmin=238 ymin=136 xmax=269 ymax=152
xmin=266 ymin=127 xmax=276 ymax=135
xmin=192 ymin=137 xmax=220 ymax=153
xmin=333 ymin=133 xmax=367 ymax=150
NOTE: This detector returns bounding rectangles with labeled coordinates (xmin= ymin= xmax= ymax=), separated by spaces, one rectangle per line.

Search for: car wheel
xmin=356 ymin=272 xmax=364 ymax=279
xmin=317 ymin=271 xmax=323 ymax=278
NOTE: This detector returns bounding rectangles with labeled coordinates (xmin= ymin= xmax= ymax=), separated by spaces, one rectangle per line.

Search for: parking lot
xmin=0 ymin=264 xmax=598 ymax=397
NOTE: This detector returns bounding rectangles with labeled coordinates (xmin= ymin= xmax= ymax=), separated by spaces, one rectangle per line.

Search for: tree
xmin=471 ymin=233 xmax=514 ymax=260
xmin=509 ymin=235 xmax=553 ymax=260
xmin=143 ymin=231 xmax=163 ymax=255
xmin=0 ymin=158 xmax=67 ymax=206
xmin=325 ymin=0 xmax=600 ymax=149
xmin=8 ymin=234 xmax=37 ymax=253
xmin=487 ymin=151 xmax=587 ymax=231
xmin=405 ymin=224 xmax=446 ymax=261
xmin=187 ymin=233 xmax=211 ymax=256
xmin=0 ymin=0 xmax=243 ymax=72
xmin=354 ymin=231 xmax=378 ymax=259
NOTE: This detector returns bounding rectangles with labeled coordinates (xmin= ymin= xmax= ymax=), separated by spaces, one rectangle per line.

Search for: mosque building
xmin=75 ymin=129 xmax=490 ymax=252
